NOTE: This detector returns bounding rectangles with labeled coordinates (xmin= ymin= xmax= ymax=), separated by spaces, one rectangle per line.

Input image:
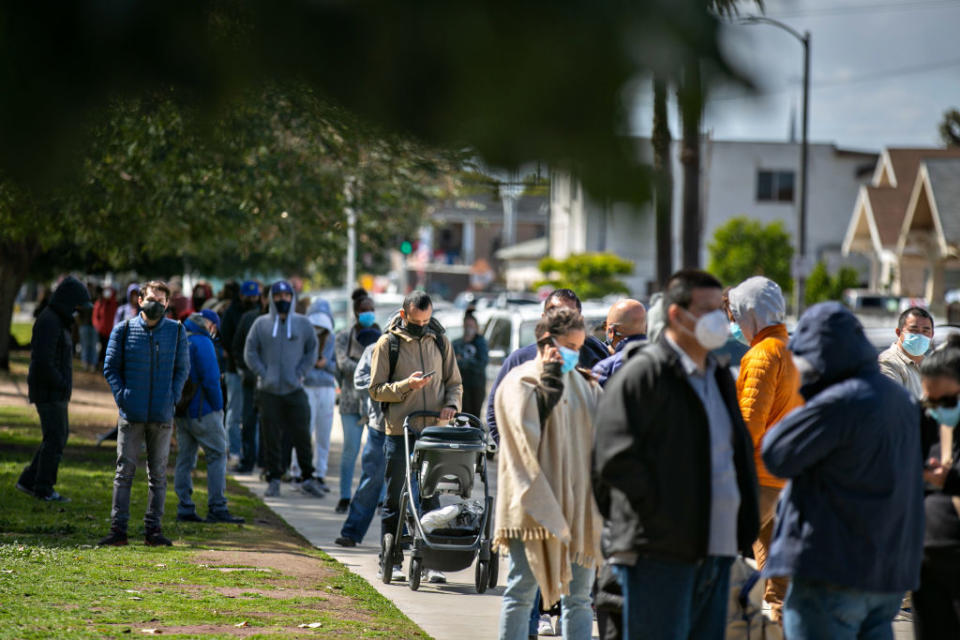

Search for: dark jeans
xmin=340 ymin=426 xmax=387 ymax=543
xmin=461 ymin=382 xmax=485 ymax=419
xmin=239 ymin=379 xmax=259 ymax=469
xmin=259 ymin=388 xmax=313 ymax=481
xmin=783 ymin=578 xmax=903 ymax=640
xmin=19 ymin=401 xmax=69 ymax=497
xmin=614 ymin=555 xmax=733 ymax=640
xmin=914 ymin=551 xmax=960 ymax=639
xmin=382 ymin=432 xmax=440 ymax=552
xmin=111 ymin=417 xmax=173 ymax=531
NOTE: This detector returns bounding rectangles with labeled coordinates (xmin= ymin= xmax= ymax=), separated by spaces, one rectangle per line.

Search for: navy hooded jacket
xmin=761 ymin=302 xmax=924 ymax=592
xmin=28 ymin=276 xmax=92 ymax=403
xmin=183 ymin=316 xmax=224 ymax=418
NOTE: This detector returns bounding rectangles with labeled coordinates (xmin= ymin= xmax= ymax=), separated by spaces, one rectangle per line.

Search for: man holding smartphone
xmin=369 ymin=291 xmax=462 ymax=583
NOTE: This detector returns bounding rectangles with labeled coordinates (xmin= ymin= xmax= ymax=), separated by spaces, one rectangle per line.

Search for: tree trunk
xmin=652 ymin=76 xmax=673 ymax=289
xmin=678 ymin=59 xmax=703 ymax=269
xmin=0 ymin=240 xmax=36 ymax=370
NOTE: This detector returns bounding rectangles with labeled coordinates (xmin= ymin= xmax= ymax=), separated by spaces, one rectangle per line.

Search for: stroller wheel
xmin=408 ymin=557 xmax=422 ymax=591
xmin=381 ymin=534 xmax=396 ymax=585
xmin=475 ymin=560 xmax=490 ymax=594
xmin=488 ymin=551 xmax=499 ymax=590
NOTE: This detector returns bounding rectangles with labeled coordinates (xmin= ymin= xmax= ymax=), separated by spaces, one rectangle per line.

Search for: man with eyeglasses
xmin=879 ymin=306 xmax=935 ymax=399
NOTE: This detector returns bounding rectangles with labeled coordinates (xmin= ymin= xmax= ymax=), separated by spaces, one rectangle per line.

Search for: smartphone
xmin=420 ymin=370 xmax=436 ymax=379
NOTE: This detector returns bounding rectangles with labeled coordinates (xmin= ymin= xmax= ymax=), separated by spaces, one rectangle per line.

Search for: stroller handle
xmin=402 ymin=410 xmax=486 ymax=432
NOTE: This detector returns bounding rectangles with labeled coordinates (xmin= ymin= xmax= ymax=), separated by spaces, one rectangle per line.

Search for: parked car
xmin=481 ymin=304 xmax=609 ymax=383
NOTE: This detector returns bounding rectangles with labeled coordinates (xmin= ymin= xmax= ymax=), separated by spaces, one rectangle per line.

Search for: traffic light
xmin=400 ymin=240 xmax=413 ymax=255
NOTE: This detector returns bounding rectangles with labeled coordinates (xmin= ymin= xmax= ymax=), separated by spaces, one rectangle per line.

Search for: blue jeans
xmin=339 ymin=412 xmax=364 ymax=500
xmin=499 ymin=539 xmax=593 ymax=640
xmin=382 ymin=432 xmax=440 ymax=547
xmin=340 ymin=426 xmax=387 ymax=543
xmin=783 ymin=578 xmax=904 ymax=640
xmin=614 ymin=555 xmax=733 ymax=640
xmin=174 ymin=411 xmax=228 ymax=517
xmin=79 ymin=324 xmax=98 ymax=367
xmin=224 ymin=372 xmax=243 ymax=457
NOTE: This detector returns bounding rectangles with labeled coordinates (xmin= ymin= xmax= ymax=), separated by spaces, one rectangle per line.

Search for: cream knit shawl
xmin=493 ymin=358 xmax=603 ymax=607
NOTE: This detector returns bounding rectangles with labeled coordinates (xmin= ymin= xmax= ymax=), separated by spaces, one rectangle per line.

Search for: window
xmin=756 ymin=170 xmax=795 ymax=203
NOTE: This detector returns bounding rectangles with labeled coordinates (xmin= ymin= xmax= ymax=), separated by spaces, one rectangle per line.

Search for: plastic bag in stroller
xmin=380 ymin=410 xmax=499 ymax=593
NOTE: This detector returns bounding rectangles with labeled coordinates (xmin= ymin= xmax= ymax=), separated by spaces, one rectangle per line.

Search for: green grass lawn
xmin=0 ymin=403 xmax=430 ymax=640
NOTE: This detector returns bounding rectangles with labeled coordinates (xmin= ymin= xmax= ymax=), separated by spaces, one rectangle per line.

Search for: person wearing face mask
xmin=230 ymin=282 xmax=267 ymax=473
xmin=172 ymin=313 xmax=244 ymax=525
xmin=218 ymin=280 xmax=246 ymax=463
xmin=591 ymin=298 xmax=647 ymax=388
xmin=243 ymin=280 xmax=322 ymax=499
xmin=726 ymin=275 xmax=803 ymax=624
xmin=301 ymin=298 xmax=338 ymax=498
xmin=334 ymin=288 xmax=381 ymax=513
xmin=593 ymin=269 xmax=759 ymax=640
xmin=99 ymin=280 xmax=190 ymax=547
xmin=879 ymin=306 xmax=935 ymax=399
xmin=760 ymin=302 xmax=923 ymax=640
xmin=915 ymin=334 xmax=960 ymax=638
xmin=453 ymin=311 xmax=489 ymax=418
xmin=369 ymin=290 xmax=462 ymax=583
xmin=93 ymin=285 xmax=119 ymax=369
xmin=495 ymin=307 xmax=603 ymax=640
xmin=15 ymin=276 xmax=92 ymax=502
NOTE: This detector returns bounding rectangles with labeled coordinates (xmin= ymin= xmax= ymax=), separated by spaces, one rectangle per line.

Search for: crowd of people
xmin=14 ymin=268 xmax=960 ymax=639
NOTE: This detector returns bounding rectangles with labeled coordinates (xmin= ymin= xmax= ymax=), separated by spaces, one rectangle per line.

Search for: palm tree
xmin=671 ymin=0 xmax=763 ymax=271
xmin=652 ymin=77 xmax=673 ymax=288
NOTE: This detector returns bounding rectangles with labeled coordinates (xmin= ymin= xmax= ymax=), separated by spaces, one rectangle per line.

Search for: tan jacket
xmin=368 ymin=321 xmax=463 ymax=435
xmin=878 ymin=341 xmax=923 ymax=400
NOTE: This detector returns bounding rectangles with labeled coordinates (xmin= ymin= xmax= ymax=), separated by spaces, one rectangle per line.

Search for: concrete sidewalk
xmin=231 ymin=410 xmax=517 ymax=640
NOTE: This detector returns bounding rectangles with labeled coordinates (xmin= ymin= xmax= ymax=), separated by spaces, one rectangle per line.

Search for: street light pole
xmin=740 ymin=16 xmax=811 ymax=315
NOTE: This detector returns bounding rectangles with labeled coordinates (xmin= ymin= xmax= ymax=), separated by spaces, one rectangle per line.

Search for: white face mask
xmin=683 ymin=308 xmax=730 ymax=351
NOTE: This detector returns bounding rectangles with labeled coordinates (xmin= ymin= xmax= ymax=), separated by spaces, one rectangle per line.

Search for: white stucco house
xmin=549 ymin=137 xmax=877 ymax=296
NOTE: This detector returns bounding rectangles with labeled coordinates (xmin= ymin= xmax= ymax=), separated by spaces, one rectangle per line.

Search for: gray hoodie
xmin=244 ymin=284 xmax=319 ymax=395
xmin=353 ymin=343 xmax=385 ymax=432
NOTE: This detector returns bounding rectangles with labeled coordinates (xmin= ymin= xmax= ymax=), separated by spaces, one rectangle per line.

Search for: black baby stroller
xmin=380 ymin=410 xmax=499 ymax=593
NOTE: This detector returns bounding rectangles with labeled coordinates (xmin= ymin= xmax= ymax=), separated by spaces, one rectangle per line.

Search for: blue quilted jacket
xmin=103 ymin=315 xmax=191 ymax=423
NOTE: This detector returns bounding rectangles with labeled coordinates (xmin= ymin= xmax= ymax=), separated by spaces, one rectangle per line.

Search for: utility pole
xmin=740 ymin=16 xmax=811 ymax=314
xmin=345 ymin=176 xmax=357 ymax=298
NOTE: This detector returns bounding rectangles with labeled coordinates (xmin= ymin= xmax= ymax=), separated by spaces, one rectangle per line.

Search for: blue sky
xmin=630 ymin=0 xmax=960 ymax=152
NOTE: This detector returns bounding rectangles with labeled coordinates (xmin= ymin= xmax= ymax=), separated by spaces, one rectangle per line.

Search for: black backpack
xmin=380 ymin=318 xmax=448 ymax=414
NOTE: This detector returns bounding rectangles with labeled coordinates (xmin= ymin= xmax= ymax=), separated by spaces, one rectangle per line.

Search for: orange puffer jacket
xmin=736 ymin=324 xmax=804 ymax=489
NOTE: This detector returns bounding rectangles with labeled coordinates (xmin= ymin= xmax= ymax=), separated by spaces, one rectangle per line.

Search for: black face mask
xmin=405 ymin=322 xmax=425 ymax=338
xmin=141 ymin=300 xmax=166 ymax=321
xmin=275 ymin=300 xmax=292 ymax=315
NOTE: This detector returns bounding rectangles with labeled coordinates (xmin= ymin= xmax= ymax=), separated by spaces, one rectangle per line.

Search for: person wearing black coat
xmin=593 ymin=270 xmax=759 ymax=640
xmin=230 ymin=285 xmax=267 ymax=472
xmin=16 ymin=276 xmax=92 ymax=502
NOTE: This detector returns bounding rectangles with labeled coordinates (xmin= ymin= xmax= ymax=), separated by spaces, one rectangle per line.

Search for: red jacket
xmin=92 ymin=295 xmax=118 ymax=338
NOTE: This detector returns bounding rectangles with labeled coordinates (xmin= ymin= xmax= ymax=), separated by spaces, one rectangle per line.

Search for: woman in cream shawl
xmin=494 ymin=307 xmax=603 ymax=640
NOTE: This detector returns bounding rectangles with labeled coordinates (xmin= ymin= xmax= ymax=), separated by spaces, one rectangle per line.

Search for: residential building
xmin=842 ymin=147 xmax=960 ymax=298
xmin=550 ymin=137 xmax=877 ymax=297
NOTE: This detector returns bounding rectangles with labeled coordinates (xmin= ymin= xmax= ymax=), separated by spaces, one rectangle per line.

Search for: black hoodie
xmin=27 ymin=276 xmax=91 ymax=403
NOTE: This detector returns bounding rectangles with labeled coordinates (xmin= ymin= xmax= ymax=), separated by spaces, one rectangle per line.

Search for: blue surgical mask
xmin=357 ymin=311 xmax=376 ymax=328
xmin=558 ymin=345 xmax=579 ymax=374
xmin=927 ymin=405 xmax=960 ymax=428
xmin=901 ymin=332 xmax=931 ymax=357
xmin=730 ymin=322 xmax=749 ymax=346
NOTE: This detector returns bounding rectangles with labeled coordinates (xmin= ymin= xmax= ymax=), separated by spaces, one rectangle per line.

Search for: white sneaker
xmin=376 ymin=564 xmax=403 ymax=580
xmin=426 ymin=569 xmax=446 ymax=584
xmin=537 ymin=614 xmax=555 ymax=636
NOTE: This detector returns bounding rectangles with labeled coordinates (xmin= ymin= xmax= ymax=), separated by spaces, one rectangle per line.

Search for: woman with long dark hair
xmin=916 ymin=333 xmax=960 ymax=637
xmin=333 ymin=288 xmax=381 ymax=513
